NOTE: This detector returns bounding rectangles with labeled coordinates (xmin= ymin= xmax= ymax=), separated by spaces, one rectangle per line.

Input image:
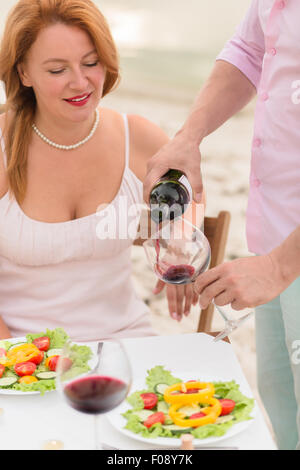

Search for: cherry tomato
xmin=0 ymin=364 xmax=5 ymax=378
xmin=186 ymin=388 xmax=200 ymax=394
xmin=46 ymin=355 xmax=60 ymax=371
xmin=189 ymin=412 xmax=206 ymax=419
xmin=219 ymin=399 xmax=236 ymax=416
xmin=189 ymin=411 xmax=206 ymax=428
xmin=140 ymin=393 xmax=158 ymax=410
xmin=14 ymin=361 xmax=36 ymax=377
xmin=0 ymin=348 xmax=7 ymax=357
xmin=33 ymin=337 xmax=50 ymax=351
xmin=30 ymin=350 xmax=44 ymax=365
xmin=143 ymin=412 xmax=165 ymax=428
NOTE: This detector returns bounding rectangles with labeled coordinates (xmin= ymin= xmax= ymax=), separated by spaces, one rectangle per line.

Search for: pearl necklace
xmin=32 ymin=109 xmax=100 ymax=150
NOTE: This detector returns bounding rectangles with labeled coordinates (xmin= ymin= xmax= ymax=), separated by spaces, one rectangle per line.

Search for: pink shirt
xmin=217 ymin=0 xmax=300 ymax=255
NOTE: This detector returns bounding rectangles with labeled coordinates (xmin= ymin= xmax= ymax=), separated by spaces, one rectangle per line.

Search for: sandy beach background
xmin=0 ymin=0 xmax=274 ymax=443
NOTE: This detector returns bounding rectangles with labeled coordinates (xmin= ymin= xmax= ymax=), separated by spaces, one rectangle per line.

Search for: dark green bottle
xmin=149 ymin=170 xmax=192 ymax=223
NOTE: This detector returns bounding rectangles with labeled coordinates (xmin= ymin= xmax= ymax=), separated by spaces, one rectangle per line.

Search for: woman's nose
xmin=69 ymin=67 xmax=89 ymax=90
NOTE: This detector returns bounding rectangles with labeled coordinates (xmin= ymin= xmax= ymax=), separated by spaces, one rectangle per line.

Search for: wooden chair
xmin=134 ymin=210 xmax=231 ymax=333
xmin=197 ymin=211 xmax=231 ymax=332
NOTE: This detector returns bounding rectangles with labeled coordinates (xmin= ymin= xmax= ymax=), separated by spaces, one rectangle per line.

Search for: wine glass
xmin=56 ymin=339 xmax=132 ymax=450
xmin=143 ymin=219 xmax=254 ymax=341
xmin=143 ymin=218 xmax=211 ymax=284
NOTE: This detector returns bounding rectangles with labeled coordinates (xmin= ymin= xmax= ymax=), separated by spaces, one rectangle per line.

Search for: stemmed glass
xmin=56 ymin=339 xmax=132 ymax=450
xmin=143 ymin=218 xmax=254 ymax=341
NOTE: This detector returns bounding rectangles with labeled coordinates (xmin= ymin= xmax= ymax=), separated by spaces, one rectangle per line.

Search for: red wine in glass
xmin=161 ymin=264 xmax=195 ymax=283
xmin=154 ymin=225 xmax=196 ymax=284
xmin=63 ymin=375 xmax=128 ymax=415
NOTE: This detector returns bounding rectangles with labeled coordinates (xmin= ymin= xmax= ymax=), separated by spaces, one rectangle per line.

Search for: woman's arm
xmin=0 ymin=316 xmax=12 ymax=339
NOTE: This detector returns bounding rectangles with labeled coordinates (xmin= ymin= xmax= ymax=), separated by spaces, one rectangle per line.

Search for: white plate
xmin=0 ymin=337 xmax=95 ymax=396
xmin=107 ymin=371 xmax=257 ymax=448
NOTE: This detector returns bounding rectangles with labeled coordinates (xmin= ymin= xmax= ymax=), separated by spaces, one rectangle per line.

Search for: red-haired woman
xmin=0 ymin=0 xmax=199 ymax=341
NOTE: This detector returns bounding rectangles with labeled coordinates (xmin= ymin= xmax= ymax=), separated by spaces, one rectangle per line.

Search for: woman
xmin=0 ymin=0 xmax=199 ymax=341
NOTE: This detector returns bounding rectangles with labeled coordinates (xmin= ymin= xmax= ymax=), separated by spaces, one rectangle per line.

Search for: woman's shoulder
xmin=127 ymin=114 xmax=169 ymax=154
xmin=126 ymin=114 xmax=169 ymax=182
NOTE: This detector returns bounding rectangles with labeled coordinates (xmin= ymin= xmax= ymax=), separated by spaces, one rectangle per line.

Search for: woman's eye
xmin=85 ymin=61 xmax=99 ymax=67
xmin=49 ymin=69 xmax=64 ymax=75
xmin=48 ymin=61 xmax=99 ymax=74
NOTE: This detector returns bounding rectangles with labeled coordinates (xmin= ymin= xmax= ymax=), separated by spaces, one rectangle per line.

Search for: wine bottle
xmin=149 ymin=169 xmax=192 ymax=223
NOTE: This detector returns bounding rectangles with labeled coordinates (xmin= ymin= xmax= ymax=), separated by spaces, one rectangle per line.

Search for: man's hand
xmin=143 ymin=130 xmax=203 ymax=205
xmin=194 ymin=254 xmax=289 ymax=311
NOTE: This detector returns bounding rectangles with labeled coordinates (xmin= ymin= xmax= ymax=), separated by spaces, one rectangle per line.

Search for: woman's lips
xmin=64 ymin=92 xmax=92 ymax=107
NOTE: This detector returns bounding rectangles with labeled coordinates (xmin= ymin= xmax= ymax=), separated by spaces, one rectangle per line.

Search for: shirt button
xmin=253 ymin=178 xmax=261 ymax=188
xmin=261 ymin=92 xmax=269 ymax=101
xmin=277 ymin=1 xmax=285 ymax=9
xmin=253 ymin=138 xmax=262 ymax=148
xmin=269 ymin=48 xmax=277 ymax=56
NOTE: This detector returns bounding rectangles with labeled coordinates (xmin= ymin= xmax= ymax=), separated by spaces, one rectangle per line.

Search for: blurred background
xmin=0 ymin=0 xmax=269 ymax=431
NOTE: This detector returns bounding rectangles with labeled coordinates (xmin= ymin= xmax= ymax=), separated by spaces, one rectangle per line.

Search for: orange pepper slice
xmin=168 ymin=397 xmax=222 ymax=427
xmin=164 ymin=381 xmax=215 ymax=405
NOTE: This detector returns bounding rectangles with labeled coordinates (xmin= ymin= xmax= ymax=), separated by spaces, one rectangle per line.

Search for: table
xmin=0 ymin=333 xmax=277 ymax=450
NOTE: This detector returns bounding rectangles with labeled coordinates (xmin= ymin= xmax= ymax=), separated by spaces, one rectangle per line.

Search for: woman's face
xmin=18 ymin=23 xmax=106 ymax=124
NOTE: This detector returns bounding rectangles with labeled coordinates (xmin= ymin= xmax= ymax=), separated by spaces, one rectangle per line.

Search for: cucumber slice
xmin=178 ymin=405 xmax=201 ymax=416
xmin=7 ymin=342 xmax=27 ymax=351
xmin=157 ymin=401 xmax=170 ymax=414
xmin=36 ymin=371 xmax=57 ymax=380
xmin=132 ymin=409 xmax=154 ymax=421
xmin=0 ymin=377 xmax=18 ymax=388
xmin=162 ymin=424 xmax=193 ymax=435
xmin=216 ymin=415 xmax=234 ymax=424
xmin=154 ymin=383 xmax=169 ymax=395
xmin=46 ymin=349 xmax=63 ymax=358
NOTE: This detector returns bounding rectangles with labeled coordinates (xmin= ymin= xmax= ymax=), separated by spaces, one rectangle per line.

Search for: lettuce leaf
xmin=0 ymin=340 xmax=13 ymax=351
xmin=26 ymin=328 xmax=69 ymax=349
xmin=12 ymin=379 xmax=56 ymax=395
xmin=145 ymin=365 xmax=181 ymax=391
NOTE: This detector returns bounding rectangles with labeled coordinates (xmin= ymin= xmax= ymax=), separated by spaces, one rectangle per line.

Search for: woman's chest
xmin=21 ymin=144 xmax=125 ymax=223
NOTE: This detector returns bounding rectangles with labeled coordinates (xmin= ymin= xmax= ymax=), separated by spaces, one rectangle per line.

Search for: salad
xmin=122 ymin=366 xmax=255 ymax=440
xmin=0 ymin=328 xmax=92 ymax=394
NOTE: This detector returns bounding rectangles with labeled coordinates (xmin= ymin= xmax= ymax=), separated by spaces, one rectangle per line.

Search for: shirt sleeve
xmin=216 ymin=0 xmax=265 ymax=89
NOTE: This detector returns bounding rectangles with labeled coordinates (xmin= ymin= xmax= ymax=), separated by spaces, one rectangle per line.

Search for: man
xmin=143 ymin=0 xmax=300 ymax=450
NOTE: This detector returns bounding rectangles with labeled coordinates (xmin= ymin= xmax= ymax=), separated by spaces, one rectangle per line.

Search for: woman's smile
xmin=64 ymin=91 xmax=93 ymax=107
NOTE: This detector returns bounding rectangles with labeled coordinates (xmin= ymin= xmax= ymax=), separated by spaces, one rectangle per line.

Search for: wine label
xmin=178 ymin=174 xmax=193 ymax=201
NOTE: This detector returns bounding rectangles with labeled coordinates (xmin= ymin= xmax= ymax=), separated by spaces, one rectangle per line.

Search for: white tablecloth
xmin=0 ymin=333 xmax=277 ymax=450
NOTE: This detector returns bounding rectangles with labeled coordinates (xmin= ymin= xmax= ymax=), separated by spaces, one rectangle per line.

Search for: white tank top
xmin=0 ymin=114 xmax=154 ymax=341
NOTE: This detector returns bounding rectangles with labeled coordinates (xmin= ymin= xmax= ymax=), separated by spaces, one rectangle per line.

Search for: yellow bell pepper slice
xmin=19 ymin=375 xmax=39 ymax=384
xmin=0 ymin=343 xmax=40 ymax=367
xmin=164 ymin=381 xmax=215 ymax=405
xmin=168 ymin=397 xmax=222 ymax=427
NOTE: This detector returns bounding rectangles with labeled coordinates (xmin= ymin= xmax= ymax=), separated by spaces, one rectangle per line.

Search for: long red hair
xmin=0 ymin=0 xmax=120 ymax=203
